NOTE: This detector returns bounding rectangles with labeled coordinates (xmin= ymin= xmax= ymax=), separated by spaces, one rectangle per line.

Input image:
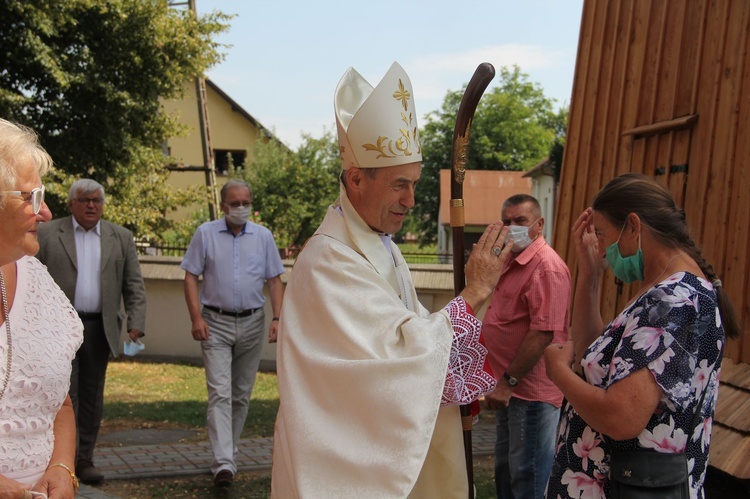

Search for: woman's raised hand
xmin=572 ymin=208 xmax=607 ymax=279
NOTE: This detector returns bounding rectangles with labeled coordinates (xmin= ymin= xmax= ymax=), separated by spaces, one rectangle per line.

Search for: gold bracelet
xmin=47 ymin=462 xmax=79 ymax=493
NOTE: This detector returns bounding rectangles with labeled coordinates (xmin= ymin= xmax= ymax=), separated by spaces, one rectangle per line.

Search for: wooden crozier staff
xmin=450 ymin=62 xmax=496 ymax=499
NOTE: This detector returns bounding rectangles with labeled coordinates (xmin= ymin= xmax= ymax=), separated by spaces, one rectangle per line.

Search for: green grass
xmin=103 ymin=360 xmax=279 ymax=438
xmin=474 ymin=456 xmax=497 ymax=498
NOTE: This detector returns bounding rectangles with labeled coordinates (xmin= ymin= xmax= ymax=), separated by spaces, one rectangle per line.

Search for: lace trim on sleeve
xmin=441 ymin=296 xmax=497 ymax=406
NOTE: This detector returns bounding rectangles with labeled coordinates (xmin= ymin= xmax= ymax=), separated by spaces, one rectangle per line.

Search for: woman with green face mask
xmin=543 ymin=173 xmax=740 ymax=499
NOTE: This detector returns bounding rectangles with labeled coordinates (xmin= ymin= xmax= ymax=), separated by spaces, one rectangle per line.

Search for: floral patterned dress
xmin=545 ymin=272 xmax=724 ymax=499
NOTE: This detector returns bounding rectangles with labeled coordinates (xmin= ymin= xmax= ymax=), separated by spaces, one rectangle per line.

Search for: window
xmin=214 ymin=150 xmax=247 ymax=175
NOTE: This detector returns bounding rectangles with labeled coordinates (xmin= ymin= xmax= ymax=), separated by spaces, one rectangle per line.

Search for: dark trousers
xmin=69 ymin=316 xmax=110 ymax=467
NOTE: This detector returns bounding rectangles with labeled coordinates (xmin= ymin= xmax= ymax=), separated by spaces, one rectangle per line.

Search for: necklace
xmin=629 ymin=253 xmax=683 ymax=307
xmin=0 ymin=270 xmax=13 ymax=401
xmin=650 ymin=253 xmax=682 ymax=287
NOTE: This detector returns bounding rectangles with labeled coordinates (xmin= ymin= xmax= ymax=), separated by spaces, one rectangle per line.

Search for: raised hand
xmin=572 ymin=208 xmax=608 ymax=279
xmin=460 ymin=222 xmax=512 ymax=312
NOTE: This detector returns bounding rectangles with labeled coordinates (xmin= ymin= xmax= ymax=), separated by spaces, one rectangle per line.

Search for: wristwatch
xmin=503 ymin=372 xmax=519 ymax=387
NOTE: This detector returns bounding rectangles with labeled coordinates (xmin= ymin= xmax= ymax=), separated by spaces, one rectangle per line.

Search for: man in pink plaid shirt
xmin=482 ymin=193 xmax=572 ymax=499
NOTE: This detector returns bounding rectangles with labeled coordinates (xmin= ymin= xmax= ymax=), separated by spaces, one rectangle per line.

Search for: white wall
xmin=127 ymin=257 xmax=457 ymax=371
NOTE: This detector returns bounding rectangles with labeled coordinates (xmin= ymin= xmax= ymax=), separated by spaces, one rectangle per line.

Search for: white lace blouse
xmin=0 ymin=256 xmax=83 ymax=485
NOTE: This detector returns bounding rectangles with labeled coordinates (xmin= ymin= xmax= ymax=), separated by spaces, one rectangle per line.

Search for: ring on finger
xmin=492 ymin=246 xmax=502 ymax=256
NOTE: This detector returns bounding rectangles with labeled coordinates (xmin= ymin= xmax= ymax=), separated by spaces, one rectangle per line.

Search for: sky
xmin=195 ymin=0 xmax=585 ymax=150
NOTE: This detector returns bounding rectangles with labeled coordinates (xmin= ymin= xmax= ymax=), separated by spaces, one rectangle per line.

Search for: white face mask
xmin=226 ymin=205 xmax=252 ymax=225
xmin=506 ymin=219 xmax=540 ymax=252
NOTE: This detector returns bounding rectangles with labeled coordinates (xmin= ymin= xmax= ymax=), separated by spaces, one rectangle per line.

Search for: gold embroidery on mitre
xmin=362 ymin=79 xmax=422 ymax=160
xmin=393 ymin=79 xmax=411 ymax=111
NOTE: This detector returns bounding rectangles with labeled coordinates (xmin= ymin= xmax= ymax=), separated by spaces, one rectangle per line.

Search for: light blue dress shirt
xmin=181 ymin=219 xmax=284 ymax=312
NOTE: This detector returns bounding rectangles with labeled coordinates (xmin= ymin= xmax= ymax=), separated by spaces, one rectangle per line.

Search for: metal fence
xmin=137 ymin=243 xmax=188 ymax=257
xmin=401 ymin=252 xmax=453 ymax=265
xmin=137 ymin=242 xmax=451 ymax=264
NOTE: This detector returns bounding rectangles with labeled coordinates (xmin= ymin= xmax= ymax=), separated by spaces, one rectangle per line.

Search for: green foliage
xmin=414 ymin=66 xmax=566 ymax=244
xmin=237 ymin=130 xmax=340 ymax=249
xmin=0 ymin=0 xmax=229 ymax=241
xmin=397 ymin=242 xmax=443 ymax=264
xmin=161 ymin=207 xmax=211 ymax=249
xmin=397 ymin=243 xmax=439 ymax=254
xmin=548 ymin=105 xmax=569 ymax=183
xmin=549 ymin=138 xmax=565 ymax=183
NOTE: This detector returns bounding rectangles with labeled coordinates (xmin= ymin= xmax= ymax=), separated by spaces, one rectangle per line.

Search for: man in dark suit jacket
xmin=36 ymin=178 xmax=147 ymax=484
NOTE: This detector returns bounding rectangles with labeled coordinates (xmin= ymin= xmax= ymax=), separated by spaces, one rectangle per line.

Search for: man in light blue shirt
xmin=181 ymin=179 xmax=284 ymax=488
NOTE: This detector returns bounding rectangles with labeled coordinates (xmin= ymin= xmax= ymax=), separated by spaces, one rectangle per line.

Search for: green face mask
xmin=605 ymin=223 xmax=644 ymax=282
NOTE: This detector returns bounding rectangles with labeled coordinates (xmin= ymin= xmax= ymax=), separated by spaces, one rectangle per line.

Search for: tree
xmin=0 ymin=0 xmax=229 ymax=240
xmin=237 ymin=130 xmax=340 ymax=250
xmin=413 ymin=66 xmax=565 ymax=244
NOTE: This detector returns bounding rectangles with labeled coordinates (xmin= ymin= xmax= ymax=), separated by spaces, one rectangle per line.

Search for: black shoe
xmin=77 ymin=464 xmax=104 ymax=484
xmin=214 ymin=469 xmax=234 ymax=488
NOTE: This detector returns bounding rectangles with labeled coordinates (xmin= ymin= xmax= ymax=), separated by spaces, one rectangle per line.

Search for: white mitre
xmin=334 ymin=61 xmax=422 ymax=169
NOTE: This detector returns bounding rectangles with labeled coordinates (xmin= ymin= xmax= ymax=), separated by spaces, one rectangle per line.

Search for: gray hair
xmin=339 ymin=167 xmax=378 ymax=190
xmin=68 ymin=178 xmax=106 ymax=204
xmin=0 ymin=118 xmax=53 ymax=205
xmin=220 ymin=179 xmax=252 ymax=202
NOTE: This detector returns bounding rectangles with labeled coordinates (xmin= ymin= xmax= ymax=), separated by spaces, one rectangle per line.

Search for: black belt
xmin=77 ymin=312 xmax=102 ymax=321
xmin=204 ymin=305 xmax=260 ymax=318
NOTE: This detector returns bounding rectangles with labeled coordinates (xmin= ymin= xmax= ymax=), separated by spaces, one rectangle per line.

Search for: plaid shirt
xmin=481 ymin=236 xmax=571 ymax=406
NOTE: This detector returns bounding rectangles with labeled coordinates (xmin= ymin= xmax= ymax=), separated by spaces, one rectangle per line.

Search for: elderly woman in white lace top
xmin=0 ymin=118 xmax=83 ymax=499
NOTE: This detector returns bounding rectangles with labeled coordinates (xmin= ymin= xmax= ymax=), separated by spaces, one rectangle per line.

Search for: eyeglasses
xmin=76 ymin=197 xmax=104 ymax=206
xmin=2 ymin=186 xmax=46 ymax=214
xmin=224 ymin=201 xmax=252 ymax=208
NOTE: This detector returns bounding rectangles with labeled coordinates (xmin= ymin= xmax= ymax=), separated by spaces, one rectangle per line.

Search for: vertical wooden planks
xmin=557 ymin=0 xmax=750 ymax=359
xmin=554 ymin=0 xmax=598 ymax=266
xmin=610 ymin=0 xmax=637 ymax=180
xmin=685 ymin=0 xmax=730 ymax=245
xmin=694 ymin=0 xmax=743 ymax=359
xmin=719 ymin=1 xmax=750 ymax=360
xmin=556 ymin=0 xmax=750 ymax=478
xmin=659 ymin=1 xmax=688 ymax=201
xmin=624 ymin=1 xmax=654 ymax=175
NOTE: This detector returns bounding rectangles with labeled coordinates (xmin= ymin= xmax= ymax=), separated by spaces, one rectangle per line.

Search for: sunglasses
xmin=3 ymin=185 xmax=46 ymax=214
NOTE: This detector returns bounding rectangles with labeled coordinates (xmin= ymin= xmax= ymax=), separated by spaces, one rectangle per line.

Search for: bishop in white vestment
xmin=271 ymin=62 xmax=510 ymax=498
